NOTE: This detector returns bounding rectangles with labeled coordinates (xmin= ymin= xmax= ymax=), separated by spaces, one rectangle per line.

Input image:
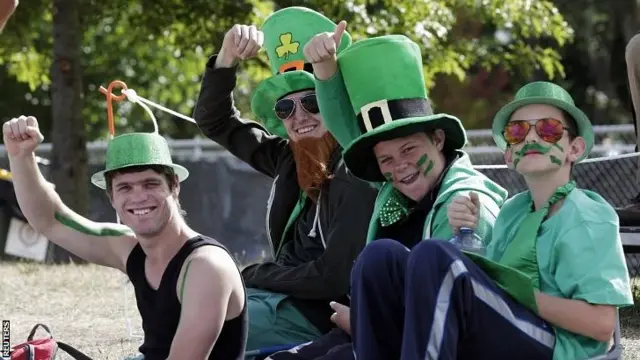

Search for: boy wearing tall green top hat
xmin=3 ymin=115 xmax=248 ymax=359
xmin=192 ymin=6 xmax=378 ymax=351
xmin=264 ymin=30 xmax=509 ymax=360
xmin=350 ymin=82 xmax=634 ymax=358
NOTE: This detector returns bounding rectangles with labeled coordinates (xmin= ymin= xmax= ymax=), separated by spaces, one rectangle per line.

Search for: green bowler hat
xmin=90 ymin=132 xmax=189 ymax=189
xmin=250 ymin=6 xmax=352 ymax=138
xmin=336 ymin=35 xmax=467 ymax=182
xmin=492 ymin=81 xmax=594 ymax=163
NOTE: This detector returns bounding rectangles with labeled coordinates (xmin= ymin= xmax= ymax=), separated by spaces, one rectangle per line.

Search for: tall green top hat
xmin=250 ymin=6 xmax=352 ymax=138
xmin=491 ymin=81 xmax=594 ymax=163
xmin=336 ymin=35 xmax=467 ymax=182
xmin=91 ymin=81 xmax=189 ymax=189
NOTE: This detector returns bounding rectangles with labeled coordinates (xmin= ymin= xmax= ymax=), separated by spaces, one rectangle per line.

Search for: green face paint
xmin=416 ymin=154 xmax=428 ymax=167
xmin=549 ymin=155 xmax=562 ymax=166
xmin=551 ymin=143 xmax=564 ymax=152
xmin=513 ymin=143 xmax=552 ymax=169
xmin=416 ymin=153 xmax=434 ymax=176
xmin=423 ymin=160 xmax=434 ymax=176
xmin=514 ymin=143 xmax=552 ymax=157
xmin=383 ymin=172 xmax=394 ymax=182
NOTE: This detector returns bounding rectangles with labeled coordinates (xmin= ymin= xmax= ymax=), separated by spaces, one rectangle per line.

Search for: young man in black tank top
xmin=3 ymin=115 xmax=248 ymax=360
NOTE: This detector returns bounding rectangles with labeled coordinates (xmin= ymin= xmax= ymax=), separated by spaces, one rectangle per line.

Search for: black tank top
xmin=125 ymin=235 xmax=248 ymax=359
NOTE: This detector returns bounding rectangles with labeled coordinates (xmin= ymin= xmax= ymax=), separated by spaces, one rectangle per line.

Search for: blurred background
xmin=0 ymin=0 xmax=639 ymax=268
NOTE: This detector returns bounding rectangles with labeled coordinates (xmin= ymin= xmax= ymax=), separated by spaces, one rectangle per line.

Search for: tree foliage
xmin=0 ymin=0 xmax=573 ymax=141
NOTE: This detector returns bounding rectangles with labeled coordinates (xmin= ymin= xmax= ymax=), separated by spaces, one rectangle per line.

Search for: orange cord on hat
xmin=99 ymin=80 xmax=128 ymax=138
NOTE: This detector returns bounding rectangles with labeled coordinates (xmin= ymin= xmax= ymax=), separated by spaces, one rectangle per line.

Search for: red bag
xmin=10 ymin=323 xmax=92 ymax=360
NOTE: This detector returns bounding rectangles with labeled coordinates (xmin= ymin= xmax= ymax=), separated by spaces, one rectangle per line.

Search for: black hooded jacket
xmin=192 ymin=55 xmax=378 ymax=332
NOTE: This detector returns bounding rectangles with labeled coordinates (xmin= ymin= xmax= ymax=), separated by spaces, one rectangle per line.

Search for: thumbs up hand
xmin=303 ymin=20 xmax=347 ymax=80
xmin=447 ymin=191 xmax=481 ymax=233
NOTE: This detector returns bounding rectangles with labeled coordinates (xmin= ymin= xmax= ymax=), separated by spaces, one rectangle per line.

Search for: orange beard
xmin=290 ymin=132 xmax=338 ymax=202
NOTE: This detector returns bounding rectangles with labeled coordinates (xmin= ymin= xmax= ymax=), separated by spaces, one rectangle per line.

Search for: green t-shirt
xmin=488 ymin=188 xmax=634 ymax=360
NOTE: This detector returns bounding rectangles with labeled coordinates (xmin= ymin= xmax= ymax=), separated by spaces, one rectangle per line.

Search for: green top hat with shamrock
xmin=91 ymin=81 xmax=189 ymax=189
xmin=335 ymin=35 xmax=467 ymax=182
xmin=250 ymin=6 xmax=352 ymax=138
xmin=491 ymin=81 xmax=594 ymax=163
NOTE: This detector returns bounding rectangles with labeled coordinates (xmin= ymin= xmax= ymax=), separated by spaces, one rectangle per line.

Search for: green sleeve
xmin=315 ymin=69 xmax=362 ymax=150
xmin=430 ymin=202 xmax=454 ymax=240
xmin=552 ymin=221 xmax=634 ymax=307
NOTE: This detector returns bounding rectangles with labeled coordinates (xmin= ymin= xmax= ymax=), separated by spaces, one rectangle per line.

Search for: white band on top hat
xmin=360 ymin=99 xmax=394 ymax=132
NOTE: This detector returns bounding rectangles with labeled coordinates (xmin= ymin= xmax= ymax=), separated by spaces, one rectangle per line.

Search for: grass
xmin=1 ymin=260 xmax=640 ymax=359
xmin=0 ymin=261 xmax=143 ymax=359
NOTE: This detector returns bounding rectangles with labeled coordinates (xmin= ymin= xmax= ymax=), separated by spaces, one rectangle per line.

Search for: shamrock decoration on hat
xmin=91 ymin=81 xmax=189 ymax=190
xmin=331 ymin=34 xmax=467 ymax=182
xmin=250 ymin=6 xmax=352 ymax=139
xmin=491 ymin=81 xmax=594 ymax=163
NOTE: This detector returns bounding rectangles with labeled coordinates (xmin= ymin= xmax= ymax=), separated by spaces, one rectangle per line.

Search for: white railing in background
xmin=0 ymin=124 xmax=633 ymax=165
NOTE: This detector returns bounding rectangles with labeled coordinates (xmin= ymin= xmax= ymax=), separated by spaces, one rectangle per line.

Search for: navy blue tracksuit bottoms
xmin=350 ymin=239 xmax=556 ymax=360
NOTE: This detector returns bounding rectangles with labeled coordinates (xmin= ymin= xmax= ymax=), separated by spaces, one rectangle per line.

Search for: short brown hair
xmin=105 ymin=165 xmax=178 ymax=193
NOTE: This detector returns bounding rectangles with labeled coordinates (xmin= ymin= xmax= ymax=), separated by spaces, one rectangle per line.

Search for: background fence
xmin=0 ymin=124 xmax=638 ymax=272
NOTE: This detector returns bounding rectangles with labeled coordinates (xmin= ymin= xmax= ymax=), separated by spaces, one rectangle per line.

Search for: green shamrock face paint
xmin=416 ymin=154 xmax=428 ymax=167
xmin=549 ymin=155 xmax=562 ymax=166
xmin=383 ymin=172 xmax=394 ymax=182
xmin=552 ymin=143 xmax=564 ymax=152
xmin=416 ymin=153 xmax=435 ymax=176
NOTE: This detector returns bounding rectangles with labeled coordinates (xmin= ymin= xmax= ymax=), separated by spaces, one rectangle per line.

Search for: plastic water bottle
xmin=449 ymin=227 xmax=486 ymax=255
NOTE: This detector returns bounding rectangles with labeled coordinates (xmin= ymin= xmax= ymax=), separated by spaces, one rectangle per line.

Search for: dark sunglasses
xmin=503 ymin=118 xmax=570 ymax=145
xmin=273 ymin=93 xmax=319 ymax=120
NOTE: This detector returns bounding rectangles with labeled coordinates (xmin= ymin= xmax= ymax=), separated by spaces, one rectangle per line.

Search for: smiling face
xmin=504 ymin=104 xmax=585 ymax=177
xmin=274 ymin=90 xmax=328 ymax=141
xmin=107 ymin=166 xmax=181 ymax=238
xmin=373 ymin=130 xmax=446 ymax=201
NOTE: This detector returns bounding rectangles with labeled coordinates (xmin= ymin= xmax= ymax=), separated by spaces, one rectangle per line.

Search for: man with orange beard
xmin=193 ymin=7 xmax=378 ymax=353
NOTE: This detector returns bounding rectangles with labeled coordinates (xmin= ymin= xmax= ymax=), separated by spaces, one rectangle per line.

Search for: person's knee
xmin=407 ymin=240 xmax=457 ymax=270
xmin=352 ymin=239 xmax=408 ymax=276
xmin=626 ymin=33 xmax=640 ymax=64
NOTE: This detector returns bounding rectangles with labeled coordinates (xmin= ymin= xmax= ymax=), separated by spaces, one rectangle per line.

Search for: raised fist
xmin=3 ymin=115 xmax=44 ymax=157
xmin=447 ymin=192 xmax=481 ymax=233
xmin=216 ymin=24 xmax=264 ymax=68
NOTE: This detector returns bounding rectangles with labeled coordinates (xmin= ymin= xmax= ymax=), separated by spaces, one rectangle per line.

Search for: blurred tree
xmin=1 ymin=0 xmax=573 ymax=138
xmin=553 ymin=0 xmax=640 ymax=127
xmin=270 ymin=0 xmax=573 ymax=129
xmin=46 ymin=0 xmax=86 ymax=264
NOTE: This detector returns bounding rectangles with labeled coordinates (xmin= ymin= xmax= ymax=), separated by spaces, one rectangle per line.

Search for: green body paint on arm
xmin=54 ymin=212 xmax=134 ymax=237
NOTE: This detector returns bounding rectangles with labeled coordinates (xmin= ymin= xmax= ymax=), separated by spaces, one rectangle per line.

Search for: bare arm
xmin=168 ymin=246 xmax=245 ymax=360
xmin=5 ymin=116 xmax=136 ymax=271
xmin=535 ymin=291 xmax=616 ymax=342
xmin=10 ymin=153 xmax=136 ymax=271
